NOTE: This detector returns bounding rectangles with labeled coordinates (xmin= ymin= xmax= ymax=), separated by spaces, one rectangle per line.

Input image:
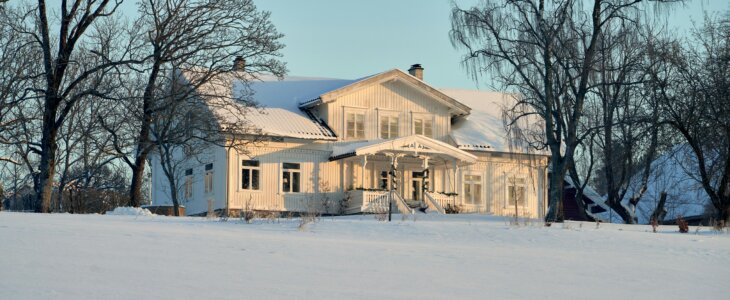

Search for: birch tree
xmin=450 ymin=0 xmax=677 ymax=222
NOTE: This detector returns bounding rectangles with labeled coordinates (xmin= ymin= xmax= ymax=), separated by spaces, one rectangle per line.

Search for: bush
xmin=445 ymin=203 xmax=462 ymax=214
xmin=677 ymin=216 xmax=689 ymax=233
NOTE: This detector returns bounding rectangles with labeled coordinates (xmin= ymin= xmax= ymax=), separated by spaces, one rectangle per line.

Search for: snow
xmin=600 ymin=145 xmax=713 ymax=224
xmin=187 ymin=72 xmax=352 ymax=140
xmin=440 ymin=89 xmax=544 ymax=154
xmin=331 ymin=139 xmax=384 ymax=158
xmin=105 ymin=207 xmax=154 ymax=216
xmin=564 ymin=176 xmax=610 ymax=214
xmin=1 ymin=212 xmax=728 ymax=299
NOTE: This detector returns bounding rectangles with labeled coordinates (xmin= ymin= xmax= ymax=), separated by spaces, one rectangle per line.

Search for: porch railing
xmin=391 ymin=192 xmax=414 ymax=215
xmin=428 ymin=192 xmax=458 ymax=210
xmin=424 ymin=192 xmax=445 ymax=214
xmin=361 ymin=191 xmax=389 ymax=213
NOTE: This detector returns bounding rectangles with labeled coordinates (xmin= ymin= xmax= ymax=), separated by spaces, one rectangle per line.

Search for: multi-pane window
xmin=241 ymin=160 xmax=260 ymax=190
xmin=184 ymin=168 xmax=193 ymax=199
xmin=282 ymin=163 xmax=301 ymax=193
xmin=463 ymin=174 xmax=482 ymax=205
xmin=507 ymin=177 xmax=527 ymax=207
xmin=380 ymin=115 xmax=399 ymax=139
xmin=204 ymin=163 xmax=213 ymax=193
xmin=414 ymin=117 xmax=433 ymax=137
xmin=345 ymin=112 xmax=365 ymax=139
xmin=378 ymin=169 xmax=390 ymax=190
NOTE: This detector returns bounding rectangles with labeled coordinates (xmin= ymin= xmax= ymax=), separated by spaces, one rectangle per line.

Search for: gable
xmin=301 ymin=69 xmax=471 ymax=117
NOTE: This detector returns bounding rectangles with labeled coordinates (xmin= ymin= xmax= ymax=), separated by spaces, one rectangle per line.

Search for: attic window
xmin=414 ymin=117 xmax=433 ymax=137
xmin=345 ymin=112 xmax=365 ymax=140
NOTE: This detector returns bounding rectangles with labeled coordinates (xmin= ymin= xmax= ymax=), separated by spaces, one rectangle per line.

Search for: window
xmin=345 ymin=112 xmax=365 ymax=139
xmin=463 ymin=174 xmax=482 ymax=205
xmin=282 ymin=163 xmax=301 ymax=193
xmin=204 ymin=163 xmax=213 ymax=193
xmin=507 ymin=177 xmax=527 ymax=207
xmin=414 ymin=117 xmax=433 ymax=137
xmin=241 ymin=160 xmax=260 ymax=190
xmin=380 ymin=115 xmax=399 ymax=139
xmin=184 ymin=168 xmax=193 ymax=199
xmin=374 ymin=166 xmax=390 ymax=190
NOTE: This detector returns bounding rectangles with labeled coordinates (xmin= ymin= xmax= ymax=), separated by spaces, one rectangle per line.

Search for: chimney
xmin=233 ymin=56 xmax=245 ymax=72
xmin=408 ymin=63 xmax=424 ymax=80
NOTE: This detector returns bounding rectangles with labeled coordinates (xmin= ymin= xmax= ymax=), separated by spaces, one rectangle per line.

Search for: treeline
xmin=451 ymin=0 xmax=729 ymax=224
xmin=0 ymin=0 xmax=286 ymax=214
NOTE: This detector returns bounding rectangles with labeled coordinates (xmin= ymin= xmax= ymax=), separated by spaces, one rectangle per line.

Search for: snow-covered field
xmin=1 ymin=212 xmax=728 ymax=300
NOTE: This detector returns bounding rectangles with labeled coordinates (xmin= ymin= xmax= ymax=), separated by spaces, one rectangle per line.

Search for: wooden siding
xmin=227 ymin=141 xmax=345 ymax=213
xmin=319 ymin=80 xmax=452 ymax=142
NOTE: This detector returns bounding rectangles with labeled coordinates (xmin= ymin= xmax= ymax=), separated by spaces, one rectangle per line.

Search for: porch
xmin=332 ymin=135 xmax=477 ymax=214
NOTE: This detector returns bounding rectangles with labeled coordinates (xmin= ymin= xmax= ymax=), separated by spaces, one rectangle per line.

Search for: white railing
xmin=424 ymin=192 xmax=445 ymax=214
xmin=361 ymin=190 xmax=389 ymax=213
xmin=429 ymin=192 xmax=458 ymax=210
xmin=391 ymin=192 xmax=414 ymax=215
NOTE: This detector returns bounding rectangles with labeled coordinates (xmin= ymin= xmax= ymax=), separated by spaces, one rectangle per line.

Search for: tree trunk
xmin=650 ymin=192 xmax=668 ymax=224
xmin=128 ymin=61 xmax=161 ymax=207
xmin=128 ymin=163 xmax=145 ymax=207
xmin=36 ymin=100 xmax=60 ymax=213
xmin=545 ymin=159 xmax=567 ymax=222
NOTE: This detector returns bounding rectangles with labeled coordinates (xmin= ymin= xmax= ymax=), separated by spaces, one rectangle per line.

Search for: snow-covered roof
xmin=189 ymin=71 xmax=351 ymax=140
xmin=600 ymin=145 xmax=713 ymax=224
xmin=440 ymin=89 xmax=544 ymax=154
xmin=330 ymin=135 xmax=478 ymax=163
xmin=564 ymin=176 xmax=610 ymax=215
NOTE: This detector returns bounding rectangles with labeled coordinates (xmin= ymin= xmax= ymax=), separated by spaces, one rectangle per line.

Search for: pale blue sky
xmin=121 ymin=0 xmax=727 ymax=89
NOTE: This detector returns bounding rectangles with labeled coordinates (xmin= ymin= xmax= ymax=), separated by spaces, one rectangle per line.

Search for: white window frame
xmin=379 ymin=113 xmax=399 ymax=139
xmin=241 ymin=160 xmax=260 ymax=191
xmin=344 ymin=108 xmax=366 ymax=140
xmin=462 ymin=173 xmax=483 ymax=205
xmin=204 ymin=163 xmax=214 ymax=194
xmin=412 ymin=114 xmax=434 ymax=137
xmin=505 ymin=175 xmax=528 ymax=208
xmin=281 ymin=162 xmax=301 ymax=193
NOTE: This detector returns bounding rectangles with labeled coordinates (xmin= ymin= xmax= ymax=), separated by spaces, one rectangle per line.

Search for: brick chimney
xmin=408 ymin=64 xmax=424 ymax=80
xmin=233 ymin=56 xmax=245 ymax=72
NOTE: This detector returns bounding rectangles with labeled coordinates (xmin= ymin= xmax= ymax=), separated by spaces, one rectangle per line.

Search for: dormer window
xmin=414 ymin=116 xmax=433 ymax=137
xmin=345 ymin=111 xmax=365 ymax=140
xmin=380 ymin=115 xmax=399 ymax=139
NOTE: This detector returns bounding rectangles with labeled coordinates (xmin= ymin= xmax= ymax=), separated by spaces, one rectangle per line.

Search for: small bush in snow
xmin=650 ymin=217 xmax=659 ymax=233
xmin=240 ymin=198 xmax=255 ymax=224
xmin=677 ymin=216 xmax=689 ymax=233
xmin=444 ymin=203 xmax=462 ymax=214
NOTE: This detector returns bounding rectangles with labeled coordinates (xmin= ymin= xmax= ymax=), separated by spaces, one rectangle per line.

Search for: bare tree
xmin=107 ymin=0 xmax=286 ymax=208
xmin=11 ymin=0 xmax=138 ymax=212
xmin=450 ymin=0 xmax=677 ymax=222
xmin=658 ymin=13 xmax=730 ymax=224
xmin=588 ymin=19 xmax=669 ymax=223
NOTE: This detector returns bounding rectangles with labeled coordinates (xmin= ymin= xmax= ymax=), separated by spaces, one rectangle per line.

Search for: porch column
xmin=452 ymin=159 xmax=457 ymax=194
xmin=361 ymin=155 xmax=368 ymax=189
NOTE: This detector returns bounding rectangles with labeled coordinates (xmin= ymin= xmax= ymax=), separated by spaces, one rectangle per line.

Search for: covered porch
xmin=330 ymin=135 xmax=477 ymax=214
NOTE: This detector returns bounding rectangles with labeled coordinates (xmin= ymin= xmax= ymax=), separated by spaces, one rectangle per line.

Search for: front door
xmin=411 ymin=171 xmax=425 ymax=201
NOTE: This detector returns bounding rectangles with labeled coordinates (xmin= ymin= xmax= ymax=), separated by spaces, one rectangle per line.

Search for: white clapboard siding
xmin=228 ymin=141 xmax=345 ymax=212
xmin=320 ymin=81 xmax=452 ymax=142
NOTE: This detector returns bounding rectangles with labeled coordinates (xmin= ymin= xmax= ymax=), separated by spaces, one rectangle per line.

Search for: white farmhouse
xmin=150 ymin=62 xmax=549 ymax=217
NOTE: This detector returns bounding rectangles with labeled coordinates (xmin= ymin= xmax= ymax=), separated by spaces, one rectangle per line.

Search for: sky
xmin=119 ymin=0 xmax=728 ymax=89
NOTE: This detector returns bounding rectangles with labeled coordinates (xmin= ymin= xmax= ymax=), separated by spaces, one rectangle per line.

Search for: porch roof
xmin=330 ymin=135 xmax=478 ymax=164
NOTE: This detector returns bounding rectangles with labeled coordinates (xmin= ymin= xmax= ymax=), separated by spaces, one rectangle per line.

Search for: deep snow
xmin=1 ymin=212 xmax=727 ymax=299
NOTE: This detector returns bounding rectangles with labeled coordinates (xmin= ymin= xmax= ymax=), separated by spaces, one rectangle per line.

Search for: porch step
xmin=405 ymin=200 xmax=428 ymax=213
